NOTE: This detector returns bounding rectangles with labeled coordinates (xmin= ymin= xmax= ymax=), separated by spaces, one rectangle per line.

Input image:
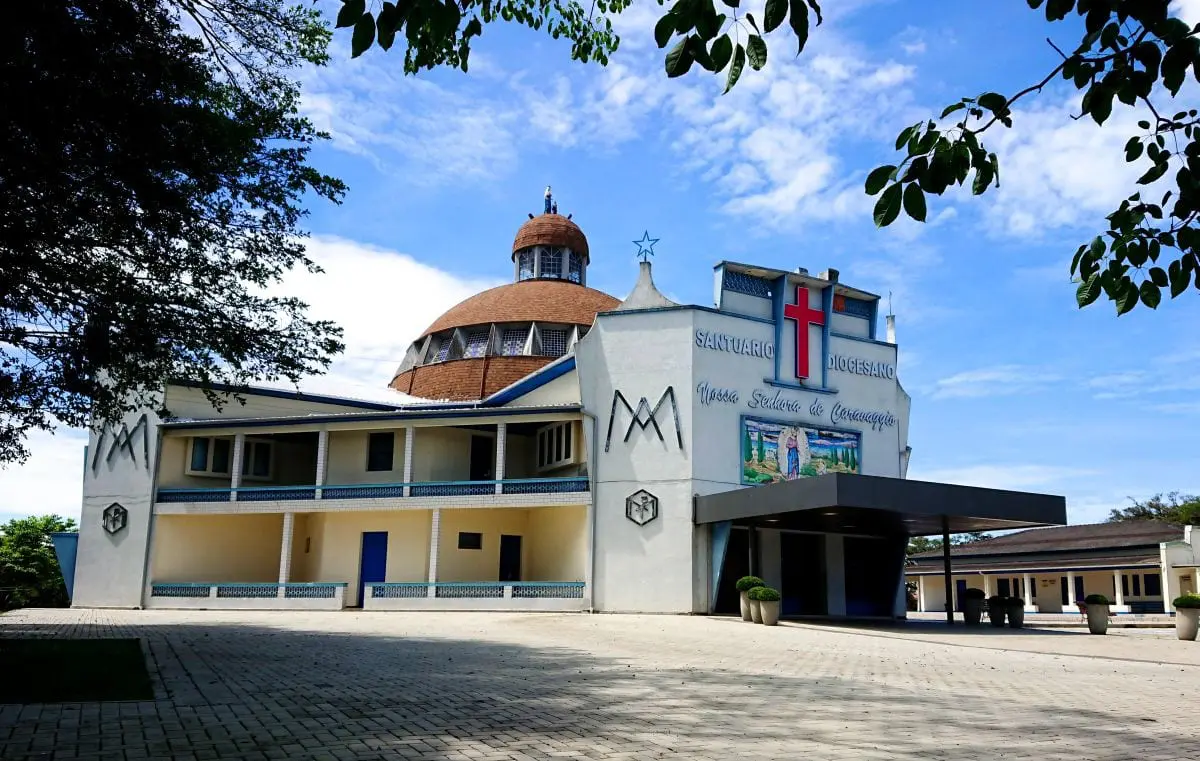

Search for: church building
xmin=67 ymin=188 xmax=1066 ymax=617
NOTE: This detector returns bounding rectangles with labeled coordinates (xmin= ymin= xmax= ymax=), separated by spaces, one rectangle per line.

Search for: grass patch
xmin=0 ymin=639 xmax=154 ymax=703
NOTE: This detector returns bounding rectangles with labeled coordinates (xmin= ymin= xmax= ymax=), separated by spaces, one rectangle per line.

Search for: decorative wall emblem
xmin=625 ymin=490 xmax=659 ymax=526
xmin=101 ymin=503 xmax=128 ymax=535
xmin=604 ymin=387 xmax=683 ymax=452
xmin=91 ymin=413 xmax=150 ymax=473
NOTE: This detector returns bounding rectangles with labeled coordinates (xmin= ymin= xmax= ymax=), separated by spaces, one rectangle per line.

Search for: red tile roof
xmin=512 ymin=213 xmax=589 ymax=260
xmin=420 ymin=280 xmax=619 ymax=337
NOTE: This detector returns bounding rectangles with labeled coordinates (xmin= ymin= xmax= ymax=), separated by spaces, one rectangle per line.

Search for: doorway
xmin=470 ymin=435 xmax=494 ymax=481
xmin=780 ymin=532 xmax=826 ymax=616
xmin=358 ymin=532 xmax=388 ymax=608
xmin=499 ymin=534 xmax=522 ymax=582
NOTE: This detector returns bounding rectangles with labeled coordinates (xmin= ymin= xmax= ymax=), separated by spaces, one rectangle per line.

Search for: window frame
xmin=366 ymin=431 xmax=395 ymax=473
xmin=535 ymin=421 xmax=574 ymax=472
xmin=458 ymin=531 xmax=483 ymax=550
xmin=186 ymin=436 xmax=273 ymax=480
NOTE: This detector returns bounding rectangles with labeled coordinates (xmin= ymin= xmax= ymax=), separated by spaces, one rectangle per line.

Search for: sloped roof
xmin=913 ymin=521 xmax=1183 ymax=560
xmin=420 ymin=280 xmax=619 ymax=337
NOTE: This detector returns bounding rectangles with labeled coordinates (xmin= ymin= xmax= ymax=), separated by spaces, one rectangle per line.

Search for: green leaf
xmin=1125 ymin=137 xmax=1143 ymax=162
xmin=724 ymin=44 xmax=746 ymax=93
xmin=377 ymin=3 xmax=398 ymax=50
xmin=940 ymin=102 xmax=966 ymax=118
xmin=1169 ymin=260 xmax=1190 ymax=296
xmin=745 ymin=13 xmax=761 ymax=34
xmin=873 ymin=183 xmax=902 ymax=227
xmin=1139 ymin=280 xmax=1162 ymax=309
xmin=1083 ymin=82 xmax=1113 ymax=125
xmin=977 ymin=92 xmax=1007 ymax=114
xmin=654 ymin=12 xmax=676 ymax=49
xmin=710 ymin=34 xmax=733 ymax=72
xmin=665 ymin=37 xmax=695 ymax=77
xmin=1138 ymin=162 xmax=1169 ymax=185
xmin=337 ymin=0 xmax=366 ymax=29
xmin=689 ymin=34 xmax=715 ymax=71
xmin=788 ymin=0 xmax=810 ymax=54
xmin=746 ymin=35 xmax=768 ymax=71
xmin=806 ymin=0 xmax=823 ymax=24
xmin=971 ymin=163 xmax=994 ymax=195
xmin=1115 ymin=279 xmax=1139 ymax=315
xmin=1045 ymin=0 xmax=1073 ymax=22
xmin=1076 ymin=273 xmax=1101 ymax=307
xmin=764 ymin=0 xmax=788 ymax=33
xmin=902 ymin=183 xmax=927 ymax=222
xmin=865 ymin=165 xmax=896 ymax=196
xmin=894 ymin=125 xmax=916 ymax=151
xmin=1149 ymin=266 xmax=1169 ymax=287
xmin=351 ymin=13 xmax=376 ymax=58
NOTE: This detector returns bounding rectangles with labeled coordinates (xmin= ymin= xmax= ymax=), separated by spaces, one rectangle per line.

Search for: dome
xmin=512 ymin=213 xmax=590 ymax=262
xmin=422 ymin=280 xmax=618 ymax=337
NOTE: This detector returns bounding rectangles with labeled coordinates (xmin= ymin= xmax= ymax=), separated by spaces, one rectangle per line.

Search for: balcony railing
xmin=156 ymin=477 xmax=589 ymax=504
xmin=369 ymin=582 xmax=585 ymax=600
xmin=150 ymin=582 xmax=347 ymax=599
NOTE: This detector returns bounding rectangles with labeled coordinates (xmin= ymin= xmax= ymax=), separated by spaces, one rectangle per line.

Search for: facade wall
xmin=303 ymin=510 xmax=433 ymax=605
xmin=157 ymin=434 xmax=233 ymax=489
xmin=411 ymin=427 xmax=474 ymax=482
xmin=436 ymin=508 xmax=530 ymax=582
xmin=502 ymin=369 xmax=580 ymax=407
xmin=150 ymin=514 xmax=284 ymax=583
xmin=326 ymin=429 xmax=408 ymax=485
xmin=525 ymin=506 xmax=587 ymax=581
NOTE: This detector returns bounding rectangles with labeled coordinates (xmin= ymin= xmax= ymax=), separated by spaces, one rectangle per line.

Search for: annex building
xmin=65 ymin=188 xmax=1067 ymax=617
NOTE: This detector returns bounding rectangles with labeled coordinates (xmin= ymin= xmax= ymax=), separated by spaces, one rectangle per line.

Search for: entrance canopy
xmin=694 ymin=474 xmax=1066 ymax=536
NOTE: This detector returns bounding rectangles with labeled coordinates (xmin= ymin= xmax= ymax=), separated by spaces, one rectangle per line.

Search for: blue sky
xmin=3 ymin=0 xmax=1199 ymax=525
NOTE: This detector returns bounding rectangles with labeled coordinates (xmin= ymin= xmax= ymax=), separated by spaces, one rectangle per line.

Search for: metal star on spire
xmin=633 ymin=231 xmax=659 ymax=262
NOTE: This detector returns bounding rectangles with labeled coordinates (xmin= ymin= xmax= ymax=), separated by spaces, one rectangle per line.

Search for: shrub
xmin=963 ymin=587 xmax=986 ymax=600
xmin=987 ymin=595 xmax=1007 ymax=608
xmin=1084 ymin=594 xmax=1112 ymax=605
xmin=1173 ymin=593 xmax=1200 ymax=609
xmin=1006 ymin=597 xmax=1025 ymax=608
xmin=735 ymin=576 xmax=765 ymax=593
xmin=749 ymin=586 xmax=781 ymax=602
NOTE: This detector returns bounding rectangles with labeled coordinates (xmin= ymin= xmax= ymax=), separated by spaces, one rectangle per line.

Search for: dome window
xmin=517 ymin=250 xmax=535 ymax=281
xmin=462 ymin=327 xmax=491 ymax=358
xmin=539 ymin=327 xmax=568 ymax=357
xmin=540 ymin=247 xmax=563 ymax=279
xmin=568 ymin=252 xmax=584 ymax=284
xmin=431 ymin=336 xmax=452 ymax=363
xmin=500 ymin=327 xmax=528 ymax=356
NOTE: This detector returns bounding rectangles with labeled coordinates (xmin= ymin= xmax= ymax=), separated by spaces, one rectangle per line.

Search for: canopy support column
xmin=942 ymin=516 xmax=953 ymax=625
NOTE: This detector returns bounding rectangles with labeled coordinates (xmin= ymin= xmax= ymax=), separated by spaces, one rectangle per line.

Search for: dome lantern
xmin=512 ymin=186 xmax=590 ymax=285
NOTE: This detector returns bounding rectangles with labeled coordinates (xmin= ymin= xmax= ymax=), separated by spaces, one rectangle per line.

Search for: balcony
xmin=146 ymin=582 xmax=347 ymax=610
xmin=154 ymin=477 xmax=590 ymax=510
xmin=364 ymin=582 xmax=586 ymax=611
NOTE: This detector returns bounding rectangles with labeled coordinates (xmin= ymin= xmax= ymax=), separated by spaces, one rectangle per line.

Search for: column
xmin=230 ymin=432 xmax=246 ymax=502
xmin=983 ymin=575 xmax=993 ymax=598
xmin=825 ymin=534 xmax=847 ymax=617
xmin=494 ymin=422 xmax=506 ymax=495
xmin=1114 ymin=570 xmax=1125 ymax=608
xmin=1163 ymin=569 xmax=1174 ymax=613
xmin=314 ymin=428 xmax=329 ymax=499
xmin=427 ymin=508 xmax=440 ymax=598
xmin=1022 ymin=573 xmax=1034 ymax=611
xmin=941 ymin=517 xmax=953 ymax=625
xmin=278 ymin=512 xmax=295 ymax=585
xmin=403 ymin=426 xmax=415 ymax=497
xmin=1066 ymin=571 xmax=1077 ymax=607
xmin=917 ymin=575 xmax=926 ymax=613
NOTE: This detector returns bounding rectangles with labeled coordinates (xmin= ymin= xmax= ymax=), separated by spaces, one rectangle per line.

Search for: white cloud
xmin=929 ymin=364 xmax=1063 ymax=399
xmin=0 ymin=237 xmax=495 ymax=522
xmin=1173 ymin=0 xmax=1200 ymax=25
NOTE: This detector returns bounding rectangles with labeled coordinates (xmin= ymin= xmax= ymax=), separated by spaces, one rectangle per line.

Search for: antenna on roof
xmin=888 ymin=291 xmax=894 ymax=317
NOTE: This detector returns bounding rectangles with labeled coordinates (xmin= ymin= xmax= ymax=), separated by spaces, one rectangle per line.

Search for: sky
xmin=3 ymin=0 xmax=1200 ymax=527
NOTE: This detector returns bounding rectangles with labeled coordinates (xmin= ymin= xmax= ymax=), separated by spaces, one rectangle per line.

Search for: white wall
xmin=502 ymin=369 xmax=581 ymax=407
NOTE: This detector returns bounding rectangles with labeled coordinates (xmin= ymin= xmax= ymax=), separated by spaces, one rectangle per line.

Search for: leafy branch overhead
xmin=866 ymin=0 xmax=1200 ymax=315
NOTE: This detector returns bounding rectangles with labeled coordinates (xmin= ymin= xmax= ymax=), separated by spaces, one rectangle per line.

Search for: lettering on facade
xmin=605 ymin=387 xmax=684 ymax=453
xmin=695 ymin=329 xmax=774 ymax=359
xmin=91 ymin=413 xmax=150 ymax=473
xmin=827 ymin=354 xmax=896 ymax=380
xmin=625 ymin=490 xmax=659 ymax=526
xmin=830 ymin=402 xmax=897 ymax=431
xmin=695 ymin=382 xmax=739 ymax=407
xmin=102 ymin=503 xmax=128 ymax=535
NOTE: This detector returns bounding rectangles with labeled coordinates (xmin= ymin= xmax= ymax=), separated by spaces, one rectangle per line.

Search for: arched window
xmin=517 ymin=250 xmax=535 ymax=281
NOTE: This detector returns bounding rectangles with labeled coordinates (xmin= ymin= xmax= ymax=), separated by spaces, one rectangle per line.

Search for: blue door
xmin=358 ymin=532 xmax=388 ymax=607
xmin=1074 ymin=575 xmax=1085 ymax=602
xmin=954 ymin=579 xmax=967 ymax=612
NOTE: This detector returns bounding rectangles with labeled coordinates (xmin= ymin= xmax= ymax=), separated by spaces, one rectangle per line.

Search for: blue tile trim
xmin=155 ymin=478 xmax=590 ymax=502
xmin=771 ymin=276 xmax=787 ymax=383
xmin=821 ymin=285 xmax=833 ymax=389
xmin=161 ymin=404 xmax=583 ymax=430
xmin=762 ymin=378 xmax=839 ymax=395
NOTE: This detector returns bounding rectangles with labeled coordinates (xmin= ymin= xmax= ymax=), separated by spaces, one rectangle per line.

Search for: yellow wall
xmin=525 ymin=506 xmax=587 ymax=581
xmin=505 ymin=434 xmax=535 ymax=479
xmin=301 ymin=510 xmax=432 ymax=605
xmin=157 ymin=435 xmax=234 ymax=489
xmin=411 ymin=427 xmax=476 ymax=481
xmin=151 ymin=514 xmax=283 ymax=582
xmin=437 ymin=508 xmax=530 ymax=582
xmin=325 ymin=429 xmax=408 ymax=485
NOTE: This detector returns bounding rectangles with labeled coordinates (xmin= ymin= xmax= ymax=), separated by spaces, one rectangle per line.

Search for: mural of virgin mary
xmin=773 ymin=425 xmax=809 ymax=481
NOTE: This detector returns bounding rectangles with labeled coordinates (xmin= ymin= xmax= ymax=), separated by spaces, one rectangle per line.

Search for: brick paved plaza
xmin=2 ymin=610 xmax=1199 ymax=761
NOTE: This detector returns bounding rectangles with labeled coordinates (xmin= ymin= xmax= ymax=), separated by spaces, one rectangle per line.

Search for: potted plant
xmin=750 ymin=586 xmax=782 ymax=626
xmin=963 ymin=587 xmax=986 ymax=626
xmin=987 ymin=596 xmax=1007 ymax=627
xmin=1006 ymin=596 xmax=1026 ymax=629
xmin=1084 ymin=594 xmax=1111 ymax=635
xmin=1172 ymin=593 xmax=1200 ymax=641
xmin=735 ymin=576 xmax=765 ymax=622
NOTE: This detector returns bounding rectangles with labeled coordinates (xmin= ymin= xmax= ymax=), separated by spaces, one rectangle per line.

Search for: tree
xmin=756 ymin=430 xmax=765 ymax=463
xmin=906 ymin=531 xmax=989 ymax=558
xmin=1 ymin=1 xmax=345 ymax=464
xmin=0 ymin=515 xmax=77 ymax=609
xmin=1107 ymin=492 xmax=1200 ymax=523
xmin=339 ymin=0 xmax=1200 ymax=315
xmin=743 ymin=427 xmax=752 ymax=462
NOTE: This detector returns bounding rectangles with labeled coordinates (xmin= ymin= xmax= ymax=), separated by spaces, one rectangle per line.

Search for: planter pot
xmin=749 ymin=598 xmax=763 ymax=624
xmin=1006 ymin=604 xmax=1025 ymax=629
xmin=1176 ymin=608 xmax=1200 ymax=641
xmin=963 ymin=599 xmax=983 ymax=626
xmin=760 ymin=600 xmax=781 ymax=626
xmin=739 ymin=592 xmax=754 ymax=622
xmin=988 ymin=606 xmax=1006 ymax=627
xmin=1086 ymin=604 xmax=1110 ymax=635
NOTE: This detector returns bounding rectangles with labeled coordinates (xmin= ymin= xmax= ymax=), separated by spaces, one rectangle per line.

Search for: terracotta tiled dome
xmin=513 ymin=213 xmax=590 ymax=262
xmin=420 ymin=280 xmax=618 ymax=338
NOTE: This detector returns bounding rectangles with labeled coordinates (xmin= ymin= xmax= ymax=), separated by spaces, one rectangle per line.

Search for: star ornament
xmin=633 ymin=231 xmax=659 ymax=262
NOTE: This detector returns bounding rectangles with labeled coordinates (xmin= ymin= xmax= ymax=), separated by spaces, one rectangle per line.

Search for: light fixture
xmin=765 ymin=519 xmax=779 ymax=523
xmin=822 ymin=511 xmax=838 ymax=516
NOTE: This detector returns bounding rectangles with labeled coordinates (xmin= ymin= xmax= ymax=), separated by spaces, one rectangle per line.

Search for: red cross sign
xmin=783 ymin=285 xmax=825 ymax=380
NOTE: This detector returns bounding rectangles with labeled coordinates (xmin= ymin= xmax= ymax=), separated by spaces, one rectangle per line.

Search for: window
xmin=567 ymin=252 xmax=584 ymax=283
xmin=1133 ymin=575 xmax=1142 ymax=596
xmin=463 ymin=327 xmax=490 ymax=358
xmin=1144 ymin=573 xmax=1162 ymax=596
xmin=458 ymin=532 xmax=483 ymax=550
xmin=540 ymin=247 xmax=562 ymax=279
xmin=432 ymin=336 xmax=451 ymax=362
xmin=500 ymin=327 xmax=527 ymax=356
xmin=539 ymin=328 xmax=568 ymax=357
xmin=536 ymin=422 xmax=573 ymax=471
xmin=1122 ymin=575 xmax=1129 ymax=597
xmin=187 ymin=436 xmax=270 ymax=479
xmin=517 ymin=250 xmax=535 ymax=281
xmin=367 ymin=432 xmax=394 ymax=472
